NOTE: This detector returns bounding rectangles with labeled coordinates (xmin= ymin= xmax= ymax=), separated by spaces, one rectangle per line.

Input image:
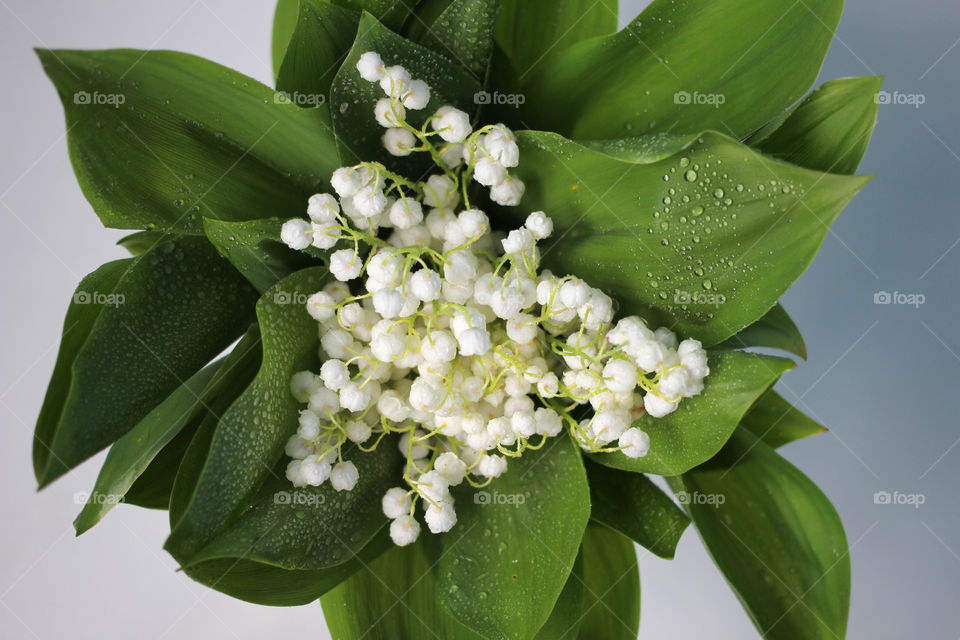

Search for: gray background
xmin=1 ymin=1 xmax=957 ymax=638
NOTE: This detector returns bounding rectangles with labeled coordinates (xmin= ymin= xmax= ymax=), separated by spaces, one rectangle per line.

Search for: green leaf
xmin=512 ymin=130 xmax=870 ymax=346
xmin=671 ymin=428 xmax=850 ymax=639
xmin=73 ymin=328 xmax=262 ymax=534
xmin=416 ymin=0 xmax=499 ymax=79
xmin=518 ymin=0 xmax=843 ymax=139
xmin=272 ymin=0 xmax=300 ymax=78
xmin=585 ymin=460 xmax=689 ymax=559
xmin=439 ymin=435 xmax=591 ymax=640
xmin=330 ymin=0 xmax=412 ymax=31
xmin=116 ymin=231 xmax=168 ymax=256
xmin=576 ymin=525 xmax=640 ymax=640
xmin=718 ymin=303 xmax=807 ymax=359
xmin=741 ymin=389 xmax=826 ymax=449
xmin=37 ymin=48 xmax=339 ymax=233
xmin=753 ymin=77 xmax=882 ymax=175
xmin=534 ymin=550 xmax=586 ymax=640
xmin=35 ymin=237 xmax=258 ymax=486
xmin=122 ymin=419 xmax=202 ymax=509
xmin=203 ymin=217 xmax=327 ymax=294
xmin=590 ymin=350 xmax=794 ymax=476
xmin=276 ymin=0 xmax=360 ymax=97
xmin=330 ymin=12 xmax=481 ymax=166
xmin=165 ymin=268 xmax=329 ymax=564
xmin=495 ymin=0 xmax=618 ymax=82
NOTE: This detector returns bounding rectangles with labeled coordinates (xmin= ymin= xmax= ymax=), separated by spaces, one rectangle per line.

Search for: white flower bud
xmin=619 ymin=427 xmax=650 ymax=458
xmin=431 ymin=106 xmax=472 ymax=143
xmin=330 ymin=461 xmax=359 ymax=491
xmin=281 ymin=219 xmax=312 ymax=250
xmin=357 ymin=51 xmax=385 ymax=82
xmin=390 ymin=514 xmax=420 ymax=546
xmin=382 ymin=127 xmax=417 ymax=156
xmin=307 ymin=193 xmax=340 ymax=224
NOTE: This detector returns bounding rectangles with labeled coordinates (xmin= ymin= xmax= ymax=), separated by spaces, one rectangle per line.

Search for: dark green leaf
xmin=753 ymin=77 xmax=882 ymax=175
xmin=330 ymin=0 xmax=412 ymax=31
xmin=590 ymin=351 xmax=794 ymax=475
xmin=718 ymin=303 xmax=807 ymax=359
xmin=518 ymin=0 xmax=843 ymax=139
xmin=576 ymin=525 xmax=640 ymax=640
xmin=165 ymin=268 xmax=329 ymax=564
xmin=203 ymin=217 xmax=327 ymax=294
xmin=36 ymin=237 xmax=258 ymax=486
xmin=741 ymin=389 xmax=826 ymax=449
xmin=671 ymin=428 xmax=850 ymax=640
xmin=416 ymin=0 xmax=499 ymax=79
xmin=535 ymin=549 xmax=585 ymax=640
xmin=116 ymin=231 xmax=168 ymax=256
xmin=37 ymin=48 xmax=339 ymax=233
xmin=585 ymin=460 xmax=689 ymax=559
xmin=122 ymin=417 xmax=202 ymax=509
xmin=272 ymin=0 xmax=300 ymax=78
xmin=439 ymin=435 xmax=591 ymax=640
xmin=512 ymin=130 xmax=870 ymax=346
xmin=495 ymin=0 xmax=618 ymax=82
xmin=276 ymin=0 xmax=360 ymax=98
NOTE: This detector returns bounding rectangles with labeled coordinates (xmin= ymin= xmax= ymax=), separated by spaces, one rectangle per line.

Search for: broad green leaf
xmin=165 ymin=268 xmax=329 ymax=564
xmin=576 ymin=525 xmax=640 ymax=640
xmin=330 ymin=12 xmax=481 ymax=167
xmin=671 ymin=428 xmax=850 ymax=639
xmin=439 ymin=435 xmax=591 ymax=640
xmin=585 ymin=460 xmax=689 ymax=559
xmin=753 ymin=77 xmax=882 ymax=175
xmin=534 ymin=550 xmax=586 ymax=640
xmin=37 ymin=48 xmax=339 ymax=233
xmin=36 ymin=237 xmax=258 ymax=486
xmin=276 ymin=0 xmax=360 ymax=98
xmin=416 ymin=0 xmax=499 ymax=79
xmin=73 ymin=328 xmax=262 ymax=534
xmin=590 ymin=351 xmax=794 ymax=475
xmin=272 ymin=0 xmax=300 ymax=78
xmin=513 ymin=130 xmax=870 ymax=346
xmin=121 ymin=417 xmax=203 ymax=509
xmin=741 ymin=389 xmax=826 ymax=449
xmin=518 ymin=0 xmax=843 ymax=139
xmin=330 ymin=0 xmax=412 ymax=30
xmin=203 ymin=217 xmax=327 ymax=294
xmin=33 ymin=259 xmax=131 ymax=480
xmin=495 ymin=0 xmax=618 ymax=81
xmin=719 ymin=303 xmax=807 ymax=359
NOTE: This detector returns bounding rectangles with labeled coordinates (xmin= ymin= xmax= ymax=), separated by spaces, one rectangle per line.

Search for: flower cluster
xmin=279 ymin=52 xmax=709 ymax=546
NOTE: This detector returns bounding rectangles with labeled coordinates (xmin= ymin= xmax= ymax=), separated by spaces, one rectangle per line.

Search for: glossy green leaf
xmin=585 ymin=460 xmax=689 ymax=559
xmin=534 ymin=550 xmax=586 ymax=640
xmin=671 ymin=428 xmax=850 ymax=639
xmin=439 ymin=435 xmax=591 ymax=640
xmin=35 ymin=237 xmax=258 ymax=486
xmin=495 ymin=0 xmax=617 ymax=82
xmin=276 ymin=0 xmax=360 ymax=97
xmin=576 ymin=525 xmax=640 ymax=640
xmin=121 ymin=418 xmax=203 ymax=509
xmin=331 ymin=0 xmax=412 ymax=31
xmin=754 ymin=77 xmax=882 ymax=175
xmin=37 ymin=48 xmax=339 ymax=233
xmin=203 ymin=217 xmax=327 ymax=294
xmin=719 ymin=303 xmax=807 ymax=359
xmin=513 ymin=130 xmax=870 ymax=346
xmin=165 ymin=268 xmax=329 ymax=564
xmin=741 ymin=389 xmax=826 ymax=449
xmin=330 ymin=12 xmax=481 ymax=166
xmin=116 ymin=231 xmax=168 ymax=256
xmin=73 ymin=329 xmax=262 ymax=533
xmin=590 ymin=351 xmax=794 ymax=475
xmin=518 ymin=0 xmax=842 ymax=139
xmin=416 ymin=0 xmax=499 ymax=79
xmin=272 ymin=0 xmax=300 ymax=78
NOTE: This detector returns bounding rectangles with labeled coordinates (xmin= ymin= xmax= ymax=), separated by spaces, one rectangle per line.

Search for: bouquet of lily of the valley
xmin=33 ymin=0 xmax=878 ymax=638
